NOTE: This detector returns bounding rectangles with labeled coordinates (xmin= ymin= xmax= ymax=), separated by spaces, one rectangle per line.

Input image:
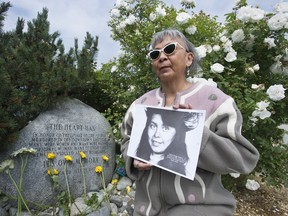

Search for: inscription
xmin=28 ymin=123 xmax=108 ymax=169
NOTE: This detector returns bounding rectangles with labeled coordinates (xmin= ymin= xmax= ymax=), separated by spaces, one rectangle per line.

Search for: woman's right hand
xmin=133 ymin=159 xmax=152 ymax=170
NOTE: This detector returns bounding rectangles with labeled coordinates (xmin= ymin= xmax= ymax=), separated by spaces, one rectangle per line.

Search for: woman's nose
xmin=158 ymin=51 xmax=168 ymax=61
xmin=154 ymin=128 xmax=161 ymax=137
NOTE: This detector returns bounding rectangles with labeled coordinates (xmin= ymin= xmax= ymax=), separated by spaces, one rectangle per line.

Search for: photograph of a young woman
xmin=135 ymin=107 xmax=200 ymax=176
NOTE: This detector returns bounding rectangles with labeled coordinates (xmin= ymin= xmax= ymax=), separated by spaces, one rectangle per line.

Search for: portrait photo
xmin=127 ymin=105 xmax=206 ymax=180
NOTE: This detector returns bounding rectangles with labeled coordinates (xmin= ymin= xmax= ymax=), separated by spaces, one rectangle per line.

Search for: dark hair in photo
xmin=136 ymin=107 xmax=196 ymax=174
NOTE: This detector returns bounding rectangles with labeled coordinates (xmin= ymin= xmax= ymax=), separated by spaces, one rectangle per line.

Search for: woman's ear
xmin=186 ymin=52 xmax=194 ymax=68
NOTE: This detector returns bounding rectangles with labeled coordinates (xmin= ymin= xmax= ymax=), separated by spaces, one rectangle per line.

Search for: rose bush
xmin=98 ymin=0 xmax=288 ymax=187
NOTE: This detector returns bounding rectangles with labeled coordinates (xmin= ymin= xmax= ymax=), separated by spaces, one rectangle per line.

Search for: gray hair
xmin=150 ymin=29 xmax=199 ymax=74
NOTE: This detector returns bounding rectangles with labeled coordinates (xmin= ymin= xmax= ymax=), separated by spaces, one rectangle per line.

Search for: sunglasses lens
xmin=150 ymin=51 xmax=160 ymax=60
xmin=164 ymin=43 xmax=176 ymax=55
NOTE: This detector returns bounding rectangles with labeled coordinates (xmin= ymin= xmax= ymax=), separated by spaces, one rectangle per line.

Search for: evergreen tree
xmin=0 ymin=4 xmax=98 ymax=146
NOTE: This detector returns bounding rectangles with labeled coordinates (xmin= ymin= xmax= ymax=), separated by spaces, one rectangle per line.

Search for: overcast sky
xmin=3 ymin=0 xmax=282 ymax=66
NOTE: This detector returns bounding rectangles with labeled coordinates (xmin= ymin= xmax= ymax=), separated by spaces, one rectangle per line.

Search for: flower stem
xmin=101 ymin=163 xmax=110 ymax=203
xmin=8 ymin=170 xmax=32 ymax=215
xmin=64 ymin=163 xmax=72 ymax=210
xmin=80 ymin=158 xmax=87 ymax=198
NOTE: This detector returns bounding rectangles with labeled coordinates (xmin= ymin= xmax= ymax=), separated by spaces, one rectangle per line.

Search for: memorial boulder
xmin=0 ymin=98 xmax=115 ymax=208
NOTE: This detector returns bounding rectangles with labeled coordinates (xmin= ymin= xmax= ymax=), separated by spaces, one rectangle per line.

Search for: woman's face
xmin=147 ymin=114 xmax=176 ymax=154
xmin=184 ymin=113 xmax=199 ymax=129
xmin=152 ymin=36 xmax=193 ymax=82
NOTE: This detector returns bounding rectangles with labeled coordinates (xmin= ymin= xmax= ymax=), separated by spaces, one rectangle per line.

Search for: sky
xmin=3 ymin=0 xmax=283 ymax=66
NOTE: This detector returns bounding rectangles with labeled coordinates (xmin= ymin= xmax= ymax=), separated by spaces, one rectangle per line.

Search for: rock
xmin=110 ymin=202 xmax=118 ymax=215
xmin=71 ymin=197 xmax=91 ymax=216
xmin=87 ymin=206 xmax=111 ymax=216
xmin=0 ymin=207 xmax=8 ymax=216
xmin=110 ymin=195 xmax=123 ymax=207
xmin=0 ymin=98 xmax=115 ymax=209
xmin=117 ymin=176 xmax=132 ymax=191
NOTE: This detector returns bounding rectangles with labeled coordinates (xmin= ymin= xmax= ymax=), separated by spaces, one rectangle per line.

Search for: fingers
xmin=133 ymin=159 xmax=152 ymax=170
xmin=173 ymin=103 xmax=193 ymax=109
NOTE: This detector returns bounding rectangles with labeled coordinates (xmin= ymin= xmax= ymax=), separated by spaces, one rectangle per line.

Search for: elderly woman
xmin=121 ymin=29 xmax=259 ymax=216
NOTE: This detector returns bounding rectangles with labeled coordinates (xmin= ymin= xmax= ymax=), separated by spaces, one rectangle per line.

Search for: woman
xmin=121 ymin=29 xmax=259 ymax=216
xmin=136 ymin=107 xmax=192 ymax=175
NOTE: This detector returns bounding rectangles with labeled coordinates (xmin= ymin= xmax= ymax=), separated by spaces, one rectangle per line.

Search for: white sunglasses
xmin=148 ymin=42 xmax=187 ymax=60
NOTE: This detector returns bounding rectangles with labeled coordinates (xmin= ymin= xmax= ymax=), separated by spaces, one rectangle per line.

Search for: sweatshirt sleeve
xmin=120 ymin=102 xmax=145 ymax=180
xmin=197 ymin=97 xmax=259 ymax=174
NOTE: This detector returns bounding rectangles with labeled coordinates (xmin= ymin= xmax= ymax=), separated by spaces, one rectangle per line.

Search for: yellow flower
xmin=53 ymin=169 xmax=59 ymax=175
xmin=47 ymin=152 xmax=56 ymax=159
xmin=79 ymin=151 xmax=86 ymax=159
xmin=126 ymin=186 xmax=131 ymax=193
xmin=64 ymin=155 xmax=73 ymax=161
xmin=102 ymin=155 xmax=109 ymax=162
xmin=47 ymin=169 xmax=51 ymax=175
xmin=111 ymin=179 xmax=118 ymax=185
xmin=95 ymin=166 xmax=103 ymax=173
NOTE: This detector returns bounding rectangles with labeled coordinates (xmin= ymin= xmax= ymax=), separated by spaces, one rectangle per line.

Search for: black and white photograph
xmin=127 ymin=105 xmax=206 ymax=180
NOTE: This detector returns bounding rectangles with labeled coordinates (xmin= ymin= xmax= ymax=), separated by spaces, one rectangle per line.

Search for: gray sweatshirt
xmin=121 ymin=82 xmax=259 ymax=216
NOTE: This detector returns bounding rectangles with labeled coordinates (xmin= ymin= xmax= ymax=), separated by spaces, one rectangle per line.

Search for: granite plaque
xmin=0 ymin=98 xmax=115 ymax=208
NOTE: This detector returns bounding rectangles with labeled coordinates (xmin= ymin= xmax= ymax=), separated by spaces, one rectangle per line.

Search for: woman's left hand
xmin=173 ymin=104 xmax=193 ymax=109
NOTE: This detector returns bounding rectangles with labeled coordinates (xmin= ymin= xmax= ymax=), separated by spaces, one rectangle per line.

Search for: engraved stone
xmin=0 ymin=98 xmax=115 ymax=208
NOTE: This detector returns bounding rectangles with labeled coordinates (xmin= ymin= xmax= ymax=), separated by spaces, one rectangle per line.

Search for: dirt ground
xmin=235 ymin=184 xmax=288 ymax=216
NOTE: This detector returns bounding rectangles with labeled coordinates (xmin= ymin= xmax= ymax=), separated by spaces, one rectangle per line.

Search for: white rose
xmin=125 ymin=14 xmax=137 ymax=25
xmin=195 ymin=45 xmax=207 ymax=59
xmin=229 ymin=173 xmax=240 ymax=178
xmin=187 ymin=77 xmax=217 ymax=87
xmin=256 ymin=101 xmax=270 ymax=110
xmin=149 ymin=12 xmax=157 ymax=21
xmin=111 ymin=65 xmax=118 ymax=73
xmin=266 ymin=84 xmax=286 ymax=101
xmin=116 ymin=0 xmax=128 ymax=8
xmin=116 ymin=21 xmax=127 ymax=32
xmin=253 ymin=64 xmax=260 ymax=71
xmin=237 ymin=6 xmax=265 ymax=23
xmin=245 ymin=179 xmax=260 ymax=191
xmin=283 ymin=134 xmax=288 ymax=145
xmin=185 ymin=26 xmax=197 ymax=35
xmin=110 ymin=8 xmax=121 ymax=18
xmin=264 ymin=37 xmax=276 ymax=49
xmin=223 ymin=40 xmax=233 ymax=53
xmin=245 ymin=34 xmax=255 ymax=50
xmin=274 ymin=2 xmax=288 ymax=13
xmin=212 ymin=45 xmax=221 ymax=52
xmin=252 ymin=101 xmax=271 ymax=120
xmin=225 ymin=51 xmax=237 ymax=62
xmin=278 ymin=124 xmax=288 ymax=131
xmin=231 ymin=29 xmax=245 ymax=43
xmin=270 ymin=61 xmax=283 ymax=74
xmin=251 ymin=84 xmax=265 ymax=90
xmin=283 ymin=48 xmax=288 ymax=61
xmin=156 ymin=5 xmax=166 ymax=17
xmin=205 ymin=45 xmax=212 ymax=53
xmin=210 ymin=63 xmax=224 ymax=73
xmin=267 ymin=13 xmax=288 ymax=31
xmin=252 ymin=109 xmax=271 ymax=119
xmin=176 ymin=12 xmax=191 ymax=24
xmin=248 ymin=67 xmax=254 ymax=74
xmin=283 ymin=66 xmax=288 ymax=75
xmin=220 ymin=36 xmax=228 ymax=43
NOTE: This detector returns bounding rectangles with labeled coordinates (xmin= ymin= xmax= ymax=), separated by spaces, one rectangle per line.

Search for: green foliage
xmin=103 ymin=0 xmax=288 ymax=187
xmin=0 ymin=5 xmax=99 ymax=146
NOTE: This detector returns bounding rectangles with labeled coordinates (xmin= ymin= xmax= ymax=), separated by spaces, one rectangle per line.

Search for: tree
xmin=0 ymin=4 xmax=99 ymax=146
xmin=103 ymin=0 xmax=288 ymax=187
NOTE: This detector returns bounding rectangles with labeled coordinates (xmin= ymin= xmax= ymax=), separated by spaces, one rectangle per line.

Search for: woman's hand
xmin=173 ymin=103 xmax=193 ymax=109
xmin=133 ymin=159 xmax=152 ymax=170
